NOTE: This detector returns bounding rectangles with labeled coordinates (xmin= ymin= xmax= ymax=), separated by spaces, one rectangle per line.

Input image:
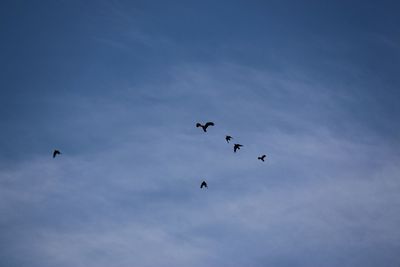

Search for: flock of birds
xmin=196 ymin=121 xmax=267 ymax=189
xmin=52 ymin=121 xmax=267 ymax=189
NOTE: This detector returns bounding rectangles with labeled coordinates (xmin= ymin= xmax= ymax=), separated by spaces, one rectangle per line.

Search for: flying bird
xmin=258 ymin=155 xmax=266 ymax=162
xmin=200 ymin=181 xmax=208 ymax=189
xmin=233 ymin=144 xmax=243 ymax=153
xmin=196 ymin=122 xmax=214 ymax=132
xmin=53 ymin=150 xmax=61 ymax=158
xmin=225 ymin=135 xmax=233 ymax=143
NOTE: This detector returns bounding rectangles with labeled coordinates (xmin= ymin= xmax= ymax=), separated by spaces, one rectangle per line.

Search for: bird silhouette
xmin=53 ymin=150 xmax=61 ymax=158
xmin=258 ymin=155 xmax=266 ymax=162
xmin=200 ymin=181 xmax=208 ymax=189
xmin=225 ymin=135 xmax=233 ymax=143
xmin=233 ymin=144 xmax=243 ymax=153
xmin=196 ymin=122 xmax=214 ymax=132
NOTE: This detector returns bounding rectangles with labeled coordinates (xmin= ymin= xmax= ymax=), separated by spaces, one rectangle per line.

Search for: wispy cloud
xmin=1 ymin=60 xmax=400 ymax=266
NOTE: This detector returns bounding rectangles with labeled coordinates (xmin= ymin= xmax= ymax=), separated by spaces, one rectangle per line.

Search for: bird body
xmin=200 ymin=181 xmax=208 ymax=189
xmin=53 ymin=150 xmax=61 ymax=158
xmin=233 ymin=144 xmax=243 ymax=153
xmin=258 ymin=155 xmax=266 ymax=162
xmin=225 ymin=135 xmax=233 ymax=143
xmin=196 ymin=122 xmax=215 ymax=132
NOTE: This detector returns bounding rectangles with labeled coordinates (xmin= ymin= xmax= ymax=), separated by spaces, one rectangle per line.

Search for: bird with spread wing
xmin=53 ymin=150 xmax=61 ymax=158
xmin=200 ymin=181 xmax=208 ymax=189
xmin=233 ymin=144 xmax=243 ymax=153
xmin=258 ymin=155 xmax=266 ymax=162
xmin=196 ymin=122 xmax=215 ymax=132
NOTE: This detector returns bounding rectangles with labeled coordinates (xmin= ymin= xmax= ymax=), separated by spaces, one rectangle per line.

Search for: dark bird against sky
xmin=233 ymin=144 xmax=243 ymax=153
xmin=225 ymin=135 xmax=233 ymax=143
xmin=200 ymin=181 xmax=208 ymax=189
xmin=258 ymin=155 xmax=266 ymax=162
xmin=196 ymin=122 xmax=215 ymax=132
xmin=53 ymin=150 xmax=61 ymax=158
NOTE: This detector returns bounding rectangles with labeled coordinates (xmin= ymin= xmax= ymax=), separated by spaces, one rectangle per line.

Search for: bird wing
xmin=196 ymin=123 xmax=202 ymax=127
xmin=204 ymin=122 xmax=214 ymax=128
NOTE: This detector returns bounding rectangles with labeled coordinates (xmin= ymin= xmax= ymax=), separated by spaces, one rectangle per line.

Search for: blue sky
xmin=1 ymin=1 xmax=400 ymax=266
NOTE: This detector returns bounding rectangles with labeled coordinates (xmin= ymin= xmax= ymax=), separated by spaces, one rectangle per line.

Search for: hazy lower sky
xmin=1 ymin=1 xmax=400 ymax=266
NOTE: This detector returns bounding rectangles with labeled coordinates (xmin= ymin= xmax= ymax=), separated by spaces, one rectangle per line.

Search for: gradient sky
xmin=1 ymin=1 xmax=400 ymax=266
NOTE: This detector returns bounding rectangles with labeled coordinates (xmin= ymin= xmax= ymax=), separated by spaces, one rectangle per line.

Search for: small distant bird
xmin=200 ymin=181 xmax=208 ymax=189
xmin=233 ymin=144 xmax=243 ymax=153
xmin=225 ymin=135 xmax=233 ymax=143
xmin=258 ymin=155 xmax=266 ymax=162
xmin=196 ymin=122 xmax=214 ymax=132
xmin=53 ymin=150 xmax=61 ymax=158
